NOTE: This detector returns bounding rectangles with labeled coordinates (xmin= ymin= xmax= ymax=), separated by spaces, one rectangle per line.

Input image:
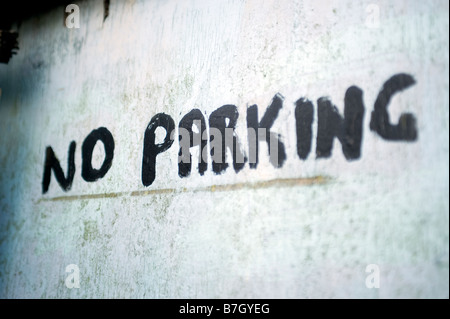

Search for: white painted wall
xmin=0 ymin=0 xmax=448 ymax=298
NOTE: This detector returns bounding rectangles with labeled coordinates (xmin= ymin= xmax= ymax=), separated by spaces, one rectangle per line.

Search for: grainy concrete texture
xmin=0 ymin=0 xmax=448 ymax=298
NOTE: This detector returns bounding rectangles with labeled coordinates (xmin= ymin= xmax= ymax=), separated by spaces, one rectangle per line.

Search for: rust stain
xmin=205 ymin=176 xmax=328 ymax=193
xmin=37 ymin=176 xmax=330 ymax=203
xmin=130 ymin=188 xmax=176 ymax=196
xmin=39 ymin=191 xmax=124 ymax=202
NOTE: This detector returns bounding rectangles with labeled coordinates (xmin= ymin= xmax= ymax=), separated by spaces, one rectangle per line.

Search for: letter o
xmin=82 ymin=127 xmax=115 ymax=182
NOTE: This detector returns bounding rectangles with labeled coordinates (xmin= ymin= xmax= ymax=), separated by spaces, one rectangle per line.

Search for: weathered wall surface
xmin=0 ymin=0 xmax=448 ymax=298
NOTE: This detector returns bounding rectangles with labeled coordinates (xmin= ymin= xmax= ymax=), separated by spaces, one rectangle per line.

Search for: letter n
xmin=42 ymin=141 xmax=76 ymax=194
xmin=316 ymin=86 xmax=365 ymax=160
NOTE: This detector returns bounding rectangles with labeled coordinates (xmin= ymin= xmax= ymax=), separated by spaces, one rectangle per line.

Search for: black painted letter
xmin=316 ymin=86 xmax=365 ymax=160
xmin=142 ymin=113 xmax=175 ymax=186
xmin=42 ymin=141 xmax=76 ymax=194
xmin=81 ymin=127 xmax=115 ymax=182
xmin=247 ymin=94 xmax=286 ymax=168
xmin=295 ymin=98 xmax=314 ymax=160
xmin=209 ymin=105 xmax=247 ymax=174
xmin=370 ymin=73 xmax=417 ymax=141
xmin=178 ymin=109 xmax=208 ymax=177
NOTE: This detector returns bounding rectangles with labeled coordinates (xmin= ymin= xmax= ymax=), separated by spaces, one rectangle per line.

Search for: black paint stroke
xmin=370 ymin=73 xmax=418 ymax=141
xmin=103 ymin=0 xmax=110 ymax=22
xmin=316 ymin=86 xmax=365 ymax=160
xmin=247 ymin=94 xmax=287 ymax=168
xmin=81 ymin=127 xmax=115 ymax=182
xmin=178 ymin=109 xmax=208 ymax=178
xmin=209 ymin=105 xmax=247 ymax=174
xmin=42 ymin=141 xmax=76 ymax=194
xmin=142 ymin=113 xmax=175 ymax=186
xmin=295 ymin=98 xmax=314 ymax=160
